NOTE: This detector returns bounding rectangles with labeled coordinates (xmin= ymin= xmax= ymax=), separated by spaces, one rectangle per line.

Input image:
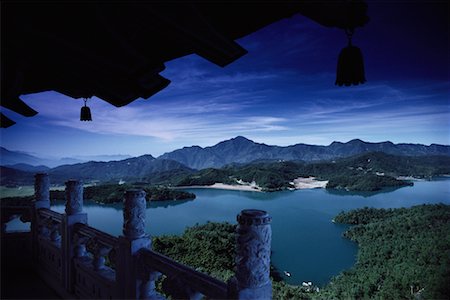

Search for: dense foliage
xmin=0 ymin=196 xmax=34 ymax=206
xmin=153 ymin=222 xmax=236 ymax=281
xmin=326 ymin=174 xmax=412 ymax=191
xmin=177 ymin=168 xmax=234 ymax=187
xmin=322 ymin=204 xmax=450 ymax=299
xmin=175 ymin=152 xmax=449 ymax=191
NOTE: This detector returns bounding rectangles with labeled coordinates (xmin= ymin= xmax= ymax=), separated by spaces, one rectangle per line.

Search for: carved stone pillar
xmin=117 ymin=189 xmax=153 ymax=299
xmin=62 ymin=180 xmax=87 ymax=293
xmin=228 ymin=209 xmax=272 ymax=300
xmin=34 ymin=173 xmax=50 ymax=208
xmin=123 ymin=190 xmax=147 ymax=239
xmin=31 ymin=173 xmax=50 ymax=262
xmin=65 ymin=180 xmax=83 ymax=215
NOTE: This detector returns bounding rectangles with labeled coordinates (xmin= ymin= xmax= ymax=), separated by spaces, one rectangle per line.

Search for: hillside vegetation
xmin=176 ymin=152 xmax=450 ymax=191
xmin=321 ymin=204 xmax=450 ymax=299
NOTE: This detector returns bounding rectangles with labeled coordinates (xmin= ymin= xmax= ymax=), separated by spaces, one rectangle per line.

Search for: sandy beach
xmin=174 ymin=183 xmax=263 ymax=192
xmin=292 ymin=177 xmax=328 ymax=189
xmin=396 ymin=176 xmax=425 ymax=181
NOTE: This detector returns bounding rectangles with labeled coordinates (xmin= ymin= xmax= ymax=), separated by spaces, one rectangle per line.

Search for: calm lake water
xmin=8 ymin=178 xmax=450 ymax=287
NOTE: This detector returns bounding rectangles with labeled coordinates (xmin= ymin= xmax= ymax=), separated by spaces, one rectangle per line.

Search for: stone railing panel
xmin=36 ymin=208 xmax=64 ymax=283
xmin=72 ymin=223 xmax=119 ymax=299
xmin=23 ymin=174 xmax=275 ymax=300
xmin=73 ymin=256 xmax=117 ymax=299
xmin=139 ymin=248 xmax=228 ymax=299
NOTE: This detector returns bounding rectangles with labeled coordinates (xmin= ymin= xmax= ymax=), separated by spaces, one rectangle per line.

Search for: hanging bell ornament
xmin=335 ymin=28 xmax=366 ymax=86
xmin=80 ymin=98 xmax=92 ymax=121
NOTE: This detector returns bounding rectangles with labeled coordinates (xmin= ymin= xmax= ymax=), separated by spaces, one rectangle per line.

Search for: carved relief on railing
xmin=65 ymin=180 xmax=83 ymax=215
xmin=123 ymin=190 xmax=147 ymax=239
xmin=235 ymin=209 xmax=272 ymax=288
xmin=228 ymin=209 xmax=273 ymax=300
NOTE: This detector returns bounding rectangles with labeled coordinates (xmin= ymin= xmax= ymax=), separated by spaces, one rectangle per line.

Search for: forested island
xmin=153 ymin=204 xmax=450 ymax=299
xmin=69 ymin=184 xmax=196 ymax=204
xmin=1 ymin=184 xmax=196 ymax=205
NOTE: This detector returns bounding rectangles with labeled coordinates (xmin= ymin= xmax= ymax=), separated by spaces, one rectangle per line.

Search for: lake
xmin=7 ymin=178 xmax=450 ymax=287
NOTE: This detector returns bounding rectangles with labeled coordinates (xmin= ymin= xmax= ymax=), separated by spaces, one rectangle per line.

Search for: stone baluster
xmin=117 ymin=190 xmax=157 ymax=299
xmin=162 ymin=277 xmax=202 ymax=300
xmin=49 ymin=220 xmax=61 ymax=243
xmin=62 ymin=180 xmax=87 ymax=293
xmin=73 ymin=233 xmax=89 ymax=258
xmin=31 ymin=173 xmax=51 ymax=260
xmin=91 ymin=242 xmax=112 ymax=271
xmin=228 ymin=209 xmax=272 ymax=300
xmin=138 ymin=263 xmax=162 ymax=300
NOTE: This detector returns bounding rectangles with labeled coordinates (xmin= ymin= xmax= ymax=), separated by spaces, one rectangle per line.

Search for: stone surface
xmin=34 ymin=173 xmax=50 ymax=209
xmin=235 ymin=209 xmax=272 ymax=288
xmin=123 ymin=190 xmax=147 ymax=239
xmin=232 ymin=209 xmax=272 ymax=299
xmin=65 ymin=180 xmax=83 ymax=215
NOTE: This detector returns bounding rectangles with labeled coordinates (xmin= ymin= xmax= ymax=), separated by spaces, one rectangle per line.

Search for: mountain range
xmin=1 ymin=137 xmax=449 ymax=185
xmin=159 ymin=136 xmax=450 ymax=169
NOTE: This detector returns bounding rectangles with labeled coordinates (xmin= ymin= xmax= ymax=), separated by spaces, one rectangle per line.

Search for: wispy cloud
xmin=20 ymin=91 xmax=287 ymax=142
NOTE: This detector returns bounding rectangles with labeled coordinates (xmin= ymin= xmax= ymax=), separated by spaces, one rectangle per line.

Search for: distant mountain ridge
xmin=0 ymin=147 xmax=45 ymax=167
xmin=49 ymin=155 xmax=192 ymax=183
xmin=0 ymin=147 xmax=132 ymax=168
xmin=158 ymin=136 xmax=450 ymax=169
xmin=1 ymin=154 xmax=193 ymax=186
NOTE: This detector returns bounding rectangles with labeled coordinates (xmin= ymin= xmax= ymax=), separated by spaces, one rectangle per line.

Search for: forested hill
xmin=322 ymin=204 xmax=450 ymax=299
xmin=176 ymin=152 xmax=450 ymax=191
xmin=159 ymin=136 xmax=450 ymax=169
xmin=0 ymin=156 xmax=193 ymax=186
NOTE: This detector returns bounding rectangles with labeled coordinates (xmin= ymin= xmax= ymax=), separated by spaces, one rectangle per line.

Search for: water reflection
xmin=325 ymin=185 xmax=409 ymax=198
xmin=149 ymin=199 xmax=194 ymax=208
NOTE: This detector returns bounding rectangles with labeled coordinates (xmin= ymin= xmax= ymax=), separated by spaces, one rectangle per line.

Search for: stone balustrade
xmin=1 ymin=173 xmax=273 ymax=300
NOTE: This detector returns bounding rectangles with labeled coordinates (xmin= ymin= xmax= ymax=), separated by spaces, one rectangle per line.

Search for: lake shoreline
xmin=173 ymin=183 xmax=263 ymax=192
xmin=174 ymin=177 xmax=329 ymax=193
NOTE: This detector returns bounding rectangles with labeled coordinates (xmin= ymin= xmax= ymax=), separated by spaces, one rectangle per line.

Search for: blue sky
xmin=1 ymin=3 xmax=449 ymax=158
